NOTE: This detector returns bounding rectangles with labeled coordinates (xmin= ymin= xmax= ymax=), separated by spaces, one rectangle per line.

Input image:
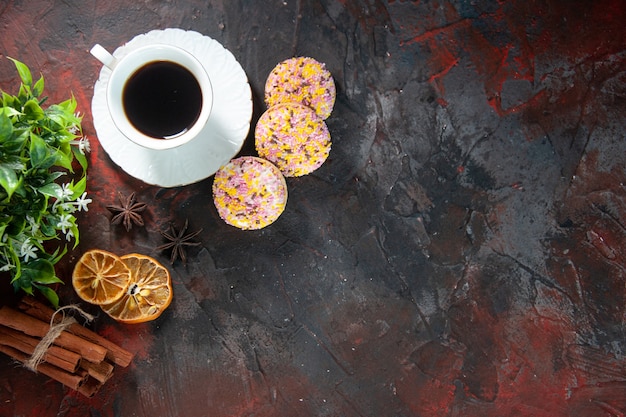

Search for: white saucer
xmin=91 ymin=28 xmax=252 ymax=187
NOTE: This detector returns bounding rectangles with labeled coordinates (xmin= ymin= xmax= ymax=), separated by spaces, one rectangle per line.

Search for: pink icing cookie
xmin=212 ymin=157 xmax=288 ymax=230
xmin=255 ymin=103 xmax=331 ymax=177
xmin=264 ymin=57 xmax=336 ymax=120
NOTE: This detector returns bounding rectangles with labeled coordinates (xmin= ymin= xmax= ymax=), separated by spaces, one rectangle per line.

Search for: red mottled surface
xmin=1 ymin=1 xmax=625 ymax=416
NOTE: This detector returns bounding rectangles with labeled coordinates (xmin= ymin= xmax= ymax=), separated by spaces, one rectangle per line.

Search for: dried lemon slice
xmin=100 ymin=253 xmax=173 ymax=324
xmin=72 ymin=249 xmax=132 ymax=305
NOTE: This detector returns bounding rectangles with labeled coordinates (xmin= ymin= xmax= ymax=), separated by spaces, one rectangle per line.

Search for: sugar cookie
xmin=255 ymin=103 xmax=331 ymax=177
xmin=212 ymin=157 xmax=288 ymax=230
xmin=264 ymin=57 xmax=336 ymax=120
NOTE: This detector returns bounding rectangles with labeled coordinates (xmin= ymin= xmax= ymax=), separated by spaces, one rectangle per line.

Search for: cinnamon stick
xmin=80 ymin=359 xmax=114 ymax=383
xmin=77 ymin=376 xmax=103 ymax=397
xmin=0 ymin=325 xmax=80 ymax=373
xmin=19 ymin=297 xmax=134 ymax=367
xmin=0 ymin=344 xmax=87 ymax=391
xmin=0 ymin=306 xmax=107 ymax=363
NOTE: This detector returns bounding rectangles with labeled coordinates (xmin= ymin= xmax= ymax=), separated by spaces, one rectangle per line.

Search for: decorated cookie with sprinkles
xmin=264 ymin=57 xmax=336 ymax=120
xmin=255 ymin=103 xmax=331 ymax=177
xmin=212 ymin=157 xmax=288 ymax=230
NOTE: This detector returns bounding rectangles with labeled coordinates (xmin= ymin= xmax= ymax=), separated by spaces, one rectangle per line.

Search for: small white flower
xmin=65 ymin=229 xmax=75 ymax=241
xmin=70 ymin=137 xmax=91 ymax=154
xmin=0 ymin=258 xmax=15 ymax=272
xmin=60 ymin=183 xmax=73 ymax=200
xmin=74 ymin=192 xmax=92 ymax=212
xmin=60 ymin=202 xmax=76 ymax=214
xmin=56 ymin=214 xmax=73 ymax=234
xmin=81 ymin=137 xmax=91 ymax=153
xmin=20 ymin=240 xmax=38 ymax=262
xmin=26 ymin=215 xmax=40 ymax=234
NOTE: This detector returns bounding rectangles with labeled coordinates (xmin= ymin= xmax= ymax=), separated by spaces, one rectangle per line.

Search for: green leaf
xmin=1 ymin=91 xmax=14 ymax=107
xmin=13 ymin=279 xmax=33 ymax=295
xmin=29 ymin=132 xmax=48 ymax=167
xmin=36 ymin=150 xmax=61 ymax=170
xmin=6 ymin=214 xmax=26 ymax=236
xmin=71 ymin=175 xmax=87 ymax=197
xmin=17 ymin=83 xmax=31 ymax=102
xmin=53 ymin=147 xmax=73 ymax=171
xmin=0 ymin=111 xmax=14 ymax=139
xmin=72 ymin=146 xmax=88 ymax=171
xmin=1 ymin=106 xmax=22 ymax=118
xmin=0 ymin=163 xmax=20 ymax=198
xmin=23 ymin=99 xmax=44 ymax=120
xmin=33 ymin=284 xmax=60 ymax=309
xmin=48 ymin=171 xmax=66 ymax=182
xmin=45 ymin=103 xmax=80 ymax=128
xmin=39 ymin=219 xmax=56 ymax=237
xmin=33 ymin=271 xmax=63 ymax=285
xmin=11 ymin=128 xmax=29 ymax=147
xmin=70 ymin=223 xmax=80 ymax=248
xmin=8 ymin=57 xmax=33 ymax=86
xmin=38 ymin=182 xmax=63 ymax=199
xmin=20 ymin=257 xmax=55 ymax=284
xmin=32 ymin=75 xmax=44 ymax=98
xmin=8 ymin=248 xmax=21 ymax=280
xmin=50 ymin=245 xmax=67 ymax=264
xmin=56 ymin=96 xmax=77 ymax=115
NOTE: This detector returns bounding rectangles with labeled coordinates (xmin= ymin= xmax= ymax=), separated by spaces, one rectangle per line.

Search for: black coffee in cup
xmin=123 ymin=61 xmax=202 ymax=139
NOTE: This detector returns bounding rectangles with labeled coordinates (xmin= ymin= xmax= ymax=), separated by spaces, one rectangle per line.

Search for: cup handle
xmin=90 ymin=44 xmax=117 ymax=69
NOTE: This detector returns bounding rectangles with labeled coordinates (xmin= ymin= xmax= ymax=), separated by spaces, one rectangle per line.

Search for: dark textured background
xmin=1 ymin=1 xmax=625 ymax=416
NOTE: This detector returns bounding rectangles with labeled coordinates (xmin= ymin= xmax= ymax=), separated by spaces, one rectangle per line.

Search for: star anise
xmin=106 ymin=192 xmax=147 ymax=232
xmin=156 ymin=219 xmax=202 ymax=265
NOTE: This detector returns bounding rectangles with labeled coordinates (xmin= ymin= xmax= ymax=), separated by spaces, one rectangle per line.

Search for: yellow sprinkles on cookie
xmin=255 ymin=103 xmax=331 ymax=177
xmin=212 ymin=157 xmax=288 ymax=230
xmin=264 ymin=57 xmax=336 ymax=120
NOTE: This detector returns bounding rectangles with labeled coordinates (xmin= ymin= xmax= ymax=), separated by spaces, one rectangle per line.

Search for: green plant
xmin=0 ymin=58 xmax=90 ymax=307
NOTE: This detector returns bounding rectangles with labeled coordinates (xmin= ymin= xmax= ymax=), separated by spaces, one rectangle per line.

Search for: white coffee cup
xmin=90 ymin=43 xmax=213 ymax=150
